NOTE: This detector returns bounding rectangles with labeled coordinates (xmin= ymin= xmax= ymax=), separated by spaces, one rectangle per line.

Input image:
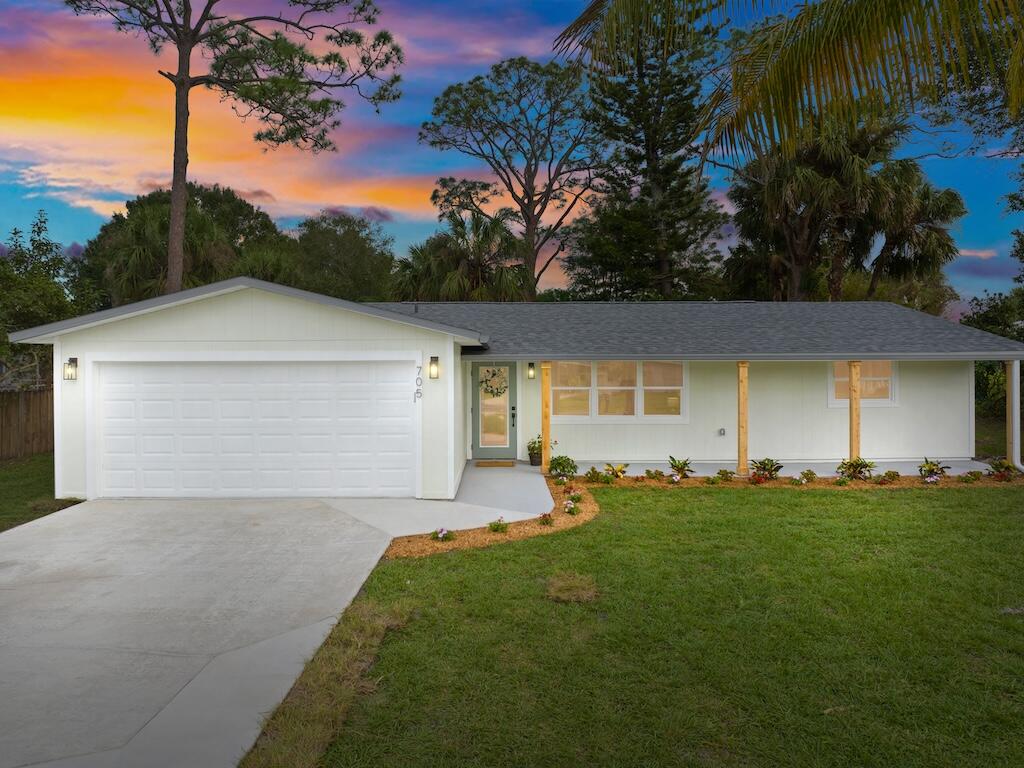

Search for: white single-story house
xmin=10 ymin=276 xmax=1024 ymax=500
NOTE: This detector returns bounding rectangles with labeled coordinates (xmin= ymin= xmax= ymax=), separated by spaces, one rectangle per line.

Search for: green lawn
xmin=976 ymin=414 xmax=1023 ymax=459
xmin=256 ymin=486 xmax=1024 ymax=768
xmin=0 ymin=453 xmax=77 ymax=533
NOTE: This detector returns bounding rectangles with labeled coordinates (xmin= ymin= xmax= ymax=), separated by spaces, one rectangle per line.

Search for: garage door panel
xmin=97 ymin=361 xmax=417 ymax=497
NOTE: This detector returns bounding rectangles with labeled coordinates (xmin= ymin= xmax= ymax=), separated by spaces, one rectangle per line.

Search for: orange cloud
xmin=0 ymin=7 xmax=436 ymax=221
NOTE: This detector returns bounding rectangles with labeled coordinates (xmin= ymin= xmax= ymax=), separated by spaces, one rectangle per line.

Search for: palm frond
xmin=557 ymin=0 xmax=1023 ymax=155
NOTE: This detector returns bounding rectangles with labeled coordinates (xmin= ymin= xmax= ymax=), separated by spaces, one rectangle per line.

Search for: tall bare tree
xmin=65 ymin=0 xmax=402 ymax=294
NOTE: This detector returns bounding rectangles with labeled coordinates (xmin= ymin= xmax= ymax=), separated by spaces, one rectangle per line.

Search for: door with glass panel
xmin=472 ymin=362 xmax=517 ymax=459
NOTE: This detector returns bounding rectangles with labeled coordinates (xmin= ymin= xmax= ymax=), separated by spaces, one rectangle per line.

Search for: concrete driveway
xmin=0 ymin=499 xmax=392 ymax=768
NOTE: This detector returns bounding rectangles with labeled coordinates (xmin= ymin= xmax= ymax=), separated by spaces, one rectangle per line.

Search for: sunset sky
xmin=0 ymin=0 xmax=1021 ymax=299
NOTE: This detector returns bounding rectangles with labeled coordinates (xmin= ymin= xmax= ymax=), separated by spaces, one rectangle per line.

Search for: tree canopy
xmin=64 ymin=0 xmax=403 ymax=293
xmin=420 ymin=57 xmax=602 ymax=297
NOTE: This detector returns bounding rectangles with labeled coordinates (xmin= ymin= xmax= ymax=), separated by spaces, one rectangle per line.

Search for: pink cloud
xmin=959 ymin=248 xmax=999 ymax=260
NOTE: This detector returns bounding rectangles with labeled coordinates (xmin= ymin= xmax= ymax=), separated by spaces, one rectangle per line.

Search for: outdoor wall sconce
xmin=527 ymin=362 xmax=536 ymax=379
xmin=428 ymin=356 xmax=439 ymax=379
xmin=63 ymin=357 xmax=78 ymax=381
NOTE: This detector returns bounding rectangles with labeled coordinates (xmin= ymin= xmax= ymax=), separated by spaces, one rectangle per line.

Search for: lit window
xmin=597 ymin=361 xmax=636 ymax=415
xmin=642 ymin=361 xmax=683 ymax=415
xmin=833 ymin=361 xmax=893 ymax=401
xmin=549 ymin=361 xmax=687 ymax=420
xmin=552 ymin=361 xmax=591 ymax=416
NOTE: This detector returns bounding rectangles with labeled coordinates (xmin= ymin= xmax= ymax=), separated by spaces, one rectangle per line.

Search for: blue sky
xmin=0 ymin=0 xmax=1020 ymax=302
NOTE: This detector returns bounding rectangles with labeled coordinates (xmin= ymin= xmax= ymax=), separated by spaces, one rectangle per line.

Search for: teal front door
xmin=472 ymin=362 xmax=517 ymax=459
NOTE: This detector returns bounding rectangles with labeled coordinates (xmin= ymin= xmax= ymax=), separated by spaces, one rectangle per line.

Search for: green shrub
xmin=918 ymin=458 xmax=951 ymax=478
xmin=834 ymin=477 xmax=850 ymax=486
xmin=568 ymin=492 xmax=583 ymax=503
xmin=715 ymin=469 xmax=735 ymax=482
xmin=668 ymin=456 xmax=692 ymax=478
xmin=788 ymin=477 xmax=804 ymax=486
xmin=750 ymin=458 xmax=783 ymax=481
xmin=548 ymin=455 xmax=578 ymax=477
xmin=644 ymin=468 xmax=666 ymax=481
xmin=703 ymin=476 xmax=720 ymax=486
xmin=836 ymin=457 xmax=876 ymax=480
xmin=584 ymin=466 xmax=603 ymax=482
xmin=488 ymin=518 xmax=509 ymax=533
xmin=988 ymin=459 xmax=1019 ymax=482
xmin=798 ymin=469 xmax=818 ymax=484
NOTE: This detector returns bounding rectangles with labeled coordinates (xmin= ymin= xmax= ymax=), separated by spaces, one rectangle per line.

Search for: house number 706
xmin=414 ymin=366 xmax=423 ymax=402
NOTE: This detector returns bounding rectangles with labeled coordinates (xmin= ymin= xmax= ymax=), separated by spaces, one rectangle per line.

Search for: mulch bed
xmin=580 ymin=473 xmax=1020 ymax=491
xmin=383 ymin=479 xmax=599 ymax=559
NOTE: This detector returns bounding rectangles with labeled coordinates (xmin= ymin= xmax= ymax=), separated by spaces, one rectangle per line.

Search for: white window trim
xmin=552 ymin=360 xmax=690 ymax=424
xmin=827 ymin=360 xmax=900 ymax=408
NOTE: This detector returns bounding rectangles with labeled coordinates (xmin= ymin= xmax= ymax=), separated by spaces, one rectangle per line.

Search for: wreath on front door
xmin=479 ymin=367 xmax=509 ymax=398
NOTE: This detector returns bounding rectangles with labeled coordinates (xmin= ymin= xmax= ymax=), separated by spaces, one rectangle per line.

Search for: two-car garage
xmin=10 ymin=278 xmax=482 ymax=501
xmin=96 ymin=360 xmax=418 ymax=498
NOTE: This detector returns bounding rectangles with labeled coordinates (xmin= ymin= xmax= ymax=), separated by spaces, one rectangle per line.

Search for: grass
xmin=975 ymin=414 xmax=1023 ymax=459
xmin=249 ymin=485 xmax=1024 ymax=768
xmin=0 ymin=453 xmax=78 ymax=533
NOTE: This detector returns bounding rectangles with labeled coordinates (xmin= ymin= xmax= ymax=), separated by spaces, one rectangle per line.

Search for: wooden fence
xmin=0 ymin=389 xmax=53 ymax=460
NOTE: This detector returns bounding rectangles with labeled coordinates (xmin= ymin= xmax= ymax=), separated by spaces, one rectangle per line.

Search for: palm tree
xmin=98 ymin=199 xmax=234 ymax=306
xmin=391 ymin=211 xmax=529 ymax=301
xmin=557 ymin=1 xmax=1022 ymax=156
xmin=727 ymin=113 xmax=909 ymax=300
xmin=866 ymin=174 xmax=966 ymax=297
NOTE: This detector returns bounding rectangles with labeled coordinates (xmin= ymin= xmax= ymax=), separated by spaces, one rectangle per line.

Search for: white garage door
xmin=96 ymin=361 xmax=417 ymax=498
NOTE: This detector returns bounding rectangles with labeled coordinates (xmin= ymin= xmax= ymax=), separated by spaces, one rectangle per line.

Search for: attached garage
xmin=10 ymin=278 xmax=488 ymax=501
xmin=96 ymin=360 xmax=417 ymax=498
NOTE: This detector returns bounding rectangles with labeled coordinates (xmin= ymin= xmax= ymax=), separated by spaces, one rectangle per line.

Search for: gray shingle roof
xmin=372 ymin=300 xmax=1024 ymax=360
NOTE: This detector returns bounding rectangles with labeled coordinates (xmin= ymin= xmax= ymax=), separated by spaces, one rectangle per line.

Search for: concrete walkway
xmin=0 ymin=482 xmax=553 ymax=768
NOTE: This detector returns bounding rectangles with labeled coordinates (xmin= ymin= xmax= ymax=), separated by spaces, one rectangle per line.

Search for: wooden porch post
xmin=541 ymin=361 xmax=552 ymax=473
xmin=848 ymin=360 xmax=861 ymax=459
xmin=737 ymin=361 xmax=749 ymax=476
xmin=1007 ymin=360 xmax=1015 ymax=461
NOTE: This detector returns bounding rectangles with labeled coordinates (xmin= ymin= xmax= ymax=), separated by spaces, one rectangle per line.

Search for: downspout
xmin=1011 ymin=360 xmax=1023 ymax=473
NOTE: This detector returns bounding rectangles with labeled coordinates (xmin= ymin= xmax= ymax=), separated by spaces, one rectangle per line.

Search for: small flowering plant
xmin=567 ymin=491 xmax=583 ymax=503
xmin=923 ymin=474 xmax=940 ymax=485
xmin=488 ymin=517 xmax=509 ymax=533
xmin=563 ymin=499 xmax=578 ymax=515
xmin=538 ymin=512 xmax=554 ymax=526
xmin=669 ymin=473 xmax=681 ymax=484
xmin=430 ymin=527 xmax=456 ymax=542
xmin=553 ymin=475 xmax=568 ymax=486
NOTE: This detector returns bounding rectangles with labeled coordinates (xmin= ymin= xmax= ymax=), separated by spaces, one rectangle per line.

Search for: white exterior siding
xmin=502 ymin=359 xmax=973 ymax=464
xmin=54 ymin=288 xmax=456 ymax=499
xmin=748 ymin=361 xmax=972 ymax=461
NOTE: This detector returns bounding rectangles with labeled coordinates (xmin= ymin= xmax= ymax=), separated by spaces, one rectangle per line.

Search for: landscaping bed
xmin=579 ymin=472 xmax=1020 ymax=491
xmin=384 ymin=479 xmax=598 ymax=558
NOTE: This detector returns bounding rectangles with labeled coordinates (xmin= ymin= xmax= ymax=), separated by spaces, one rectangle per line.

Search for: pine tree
xmin=563 ymin=18 xmax=726 ymax=300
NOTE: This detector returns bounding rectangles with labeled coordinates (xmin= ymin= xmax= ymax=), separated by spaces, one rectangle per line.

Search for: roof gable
xmin=9 ymin=278 xmax=488 ymax=345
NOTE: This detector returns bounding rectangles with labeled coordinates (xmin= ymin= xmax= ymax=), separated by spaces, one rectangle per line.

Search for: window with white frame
xmin=551 ymin=361 xmax=592 ymax=416
xmin=642 ymin=361 xmax=684 ymax=415
xmin=551 ymin=360 xmax=686 ymax=419
xmin=830 ymin=361 xmax=896 ymax=405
